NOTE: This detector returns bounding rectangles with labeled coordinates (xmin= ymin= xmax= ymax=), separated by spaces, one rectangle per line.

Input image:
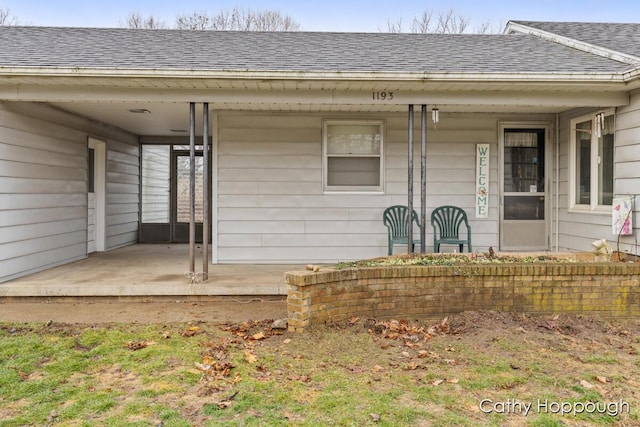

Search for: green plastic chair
xmin=431 ymin=205 xmax=472 ymax=253
xmin=383 ymin=205 xmax=421 ymax=255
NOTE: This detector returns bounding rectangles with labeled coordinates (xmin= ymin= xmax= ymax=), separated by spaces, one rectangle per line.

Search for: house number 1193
xmin=372 ymin=91 xmax=394 ymax=100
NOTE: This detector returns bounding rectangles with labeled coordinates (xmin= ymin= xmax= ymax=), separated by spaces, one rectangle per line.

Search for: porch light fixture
xmin=128 ymin=108 xmax=151 ymax=114
xmin=432 ymin=107 xmax=439 ymax=129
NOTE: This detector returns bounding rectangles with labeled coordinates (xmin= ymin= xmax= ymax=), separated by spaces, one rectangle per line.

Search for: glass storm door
xmin=172 ymin=151 xmax=204 ymax=243
xmin=500 ymin=128 xmax=548 ymax=250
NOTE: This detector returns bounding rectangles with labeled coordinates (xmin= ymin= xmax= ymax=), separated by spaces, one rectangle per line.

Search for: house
xmin=0 ymin=21 xmax=639 ymax=284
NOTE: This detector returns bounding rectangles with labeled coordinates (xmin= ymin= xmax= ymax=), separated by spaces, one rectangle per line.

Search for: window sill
xmin=323 ymin=190 xmax=385 ymax=195
xmin=568 ymin=205 xmax=612 ymax=215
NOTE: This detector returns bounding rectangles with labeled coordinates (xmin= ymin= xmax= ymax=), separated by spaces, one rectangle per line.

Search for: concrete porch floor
xmin=0 ymin=244 xmax=302 ymax=298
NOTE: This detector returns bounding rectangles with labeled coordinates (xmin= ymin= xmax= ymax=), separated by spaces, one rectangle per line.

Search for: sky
xmin=1 ymin=0 xmax=639 ymax=32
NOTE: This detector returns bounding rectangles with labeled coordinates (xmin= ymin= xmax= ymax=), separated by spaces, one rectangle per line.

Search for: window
xmin=570 ymin=112 xmax=614 ymax=210
xmin=88 ymin=148 xmax=95 ymax=193
xmin=323 ymin=120 xmax=384 ymax=192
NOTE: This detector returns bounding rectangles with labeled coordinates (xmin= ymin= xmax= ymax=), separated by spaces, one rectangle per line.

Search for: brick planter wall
xmin=285 ymin=263 xmax=640 ymax=332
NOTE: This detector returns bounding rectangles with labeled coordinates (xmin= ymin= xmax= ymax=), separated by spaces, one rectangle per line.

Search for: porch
xmin=0 ymin=244 xmax=296 ymax=298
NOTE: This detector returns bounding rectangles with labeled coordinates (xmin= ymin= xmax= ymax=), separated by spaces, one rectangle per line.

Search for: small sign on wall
xmin=476 ymin=144 xmax=490 ymax=219
xmin=612 ymin=196 xmax=633 ymax=236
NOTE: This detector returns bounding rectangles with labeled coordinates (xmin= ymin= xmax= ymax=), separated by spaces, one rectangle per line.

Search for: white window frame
xmin=322 ymin=119 xmax=385 ymax=193
xmin=568 ymin=109 xmax=615 ymax=213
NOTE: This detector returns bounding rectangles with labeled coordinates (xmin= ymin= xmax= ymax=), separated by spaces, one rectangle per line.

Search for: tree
xmin=0 ymin=6 xmax=18 ymax=25
xmin=120 ymin=12 xmax=167 ymax=29
xmin=383 ymin=8 xmax=497 ymax=34
xmin=175 ymin=7 xmax=301 ymax=31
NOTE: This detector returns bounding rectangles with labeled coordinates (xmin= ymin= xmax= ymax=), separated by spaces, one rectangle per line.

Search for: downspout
xmin=420 ymin=105 xmax=427 ymax=253
xmin=407 ymin=105 xmax=414 ymax=253
xmin=555 ymin=113 xmax=560 ymax=252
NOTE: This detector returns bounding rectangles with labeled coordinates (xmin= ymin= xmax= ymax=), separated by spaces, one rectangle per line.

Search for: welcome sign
xmin=476 ymin=144 xmax=490 ymax=219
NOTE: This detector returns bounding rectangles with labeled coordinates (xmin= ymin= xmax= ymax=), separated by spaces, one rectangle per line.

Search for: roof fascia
xmin=0 ymin=66 xmax=628 ymax=83
xmin=0 ymin=85 xmax=629 ymax=108
xmin=506 ymin=21 xmax=640 ymax=66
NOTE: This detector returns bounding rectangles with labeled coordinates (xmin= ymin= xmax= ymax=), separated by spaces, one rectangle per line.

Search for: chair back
xmin=431 ymin=205 xmax=468 ymax=239
xmin=383 ymin=205 xmax=418 ymax=238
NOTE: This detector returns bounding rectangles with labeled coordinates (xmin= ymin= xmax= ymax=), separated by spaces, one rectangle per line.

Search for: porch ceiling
xmin=1 ymin=76 xmax=631 ymax=136
xmin=48 ymin=100 xmax=575 ymax=137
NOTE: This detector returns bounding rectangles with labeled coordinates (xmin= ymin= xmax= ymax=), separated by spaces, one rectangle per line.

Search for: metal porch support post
xmin=202 ymin=103 xmax=209 ymax=278
xmin=189 ymin=102 xmax=196 ymax=274
xmin=420 ymin=105 xmax=427 ymax=253
xmin=407 ymin=105 xmax=414 ymax=254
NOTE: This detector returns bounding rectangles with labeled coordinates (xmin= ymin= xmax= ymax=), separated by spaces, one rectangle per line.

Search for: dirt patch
xmin=0 ymin=298 xmax=287 ymax=324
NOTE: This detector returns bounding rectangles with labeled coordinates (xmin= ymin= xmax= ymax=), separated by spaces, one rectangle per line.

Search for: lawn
xmin=1 ymin=311 xmax=639 ymax=426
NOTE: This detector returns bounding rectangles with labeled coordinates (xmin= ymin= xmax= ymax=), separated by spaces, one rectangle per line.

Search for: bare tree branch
xmin=0 ymin=6 xmax=18 ymax=26
xmin=175 ymin=11 xmax=212 ymax=30
xmin=381 ymin=18 xmax=403 ymax=33
xmin=175 ymin=7 xmax=301 ymax=31
xmin=120 ymin=12 xmax=167 ymax=29
xmin=410 ymin=11 xmax=433 ymax=34
xmin=436 ymin=10 xmax=470 ymax=34
xmin=381 ymin=8 xmax=499 ymax=34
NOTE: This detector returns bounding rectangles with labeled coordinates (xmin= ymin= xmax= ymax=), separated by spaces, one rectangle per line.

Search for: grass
xmin=1 ymin=312 xmax=639 ymax=426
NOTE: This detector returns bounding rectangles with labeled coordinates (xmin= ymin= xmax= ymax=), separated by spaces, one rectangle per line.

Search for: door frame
xmin=88 ymin=137 xmax=107 ymax=252
xmin=498 ymin=121 xmax=552 ymax=251
xmin=170 ymin=149 xmax=206 ymax=243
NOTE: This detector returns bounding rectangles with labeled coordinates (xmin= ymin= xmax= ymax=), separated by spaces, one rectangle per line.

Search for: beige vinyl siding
xmin=216 ymin=111 xmax=548 ymax=263
xmin=557 ymin=94 xmax=640 ymax=255
xmin=612 ymin=91 xmax=640 ymax=255
xmin=0 ymin=102 xmax=138 ymax=282
xmin=105 ymin=139 xmax=139 ymax=249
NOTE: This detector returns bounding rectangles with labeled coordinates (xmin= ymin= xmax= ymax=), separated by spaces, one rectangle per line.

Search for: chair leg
xmin=459 ymin=244 xmax=463 ymax=253
xmin=388 ymin=242 xmax=392 ymax=256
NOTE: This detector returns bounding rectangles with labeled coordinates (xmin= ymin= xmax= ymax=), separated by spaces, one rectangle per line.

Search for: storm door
xmin=140 ymin=144 xmax=209 ymax=243
xmin=500 ymin=127 xmax=549 ymax=250
xmin=171 ymin=150 xmax=204 ymax=243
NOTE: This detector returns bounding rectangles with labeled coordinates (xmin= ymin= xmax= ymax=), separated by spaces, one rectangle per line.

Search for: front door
xmin=171 ymin=151 xmax=204 ymax=243
xmin=500 ymin=125 xmax=549 ymax=250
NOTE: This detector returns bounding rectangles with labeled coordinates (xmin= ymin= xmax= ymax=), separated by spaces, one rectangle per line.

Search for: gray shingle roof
xmin=512 ymin=21 xmax=640 ymax=61
xmin=0 ymin=26 xmax=630 ymax=74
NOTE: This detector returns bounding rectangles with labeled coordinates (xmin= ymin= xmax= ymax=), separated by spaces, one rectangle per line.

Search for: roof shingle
xmin=511 ymin=21 xmax=640 ymax=61
xmin=0 ymin=26 xmax=630 ymax=74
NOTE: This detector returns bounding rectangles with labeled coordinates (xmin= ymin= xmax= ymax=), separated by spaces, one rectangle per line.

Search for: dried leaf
xmin=348 ymin=316 xmax=360 ymax=325
xmin=401 ymin=351 xmax=411 ymax=358
xmin=216 ymin=391 xmax=238 ymax=409
xmin=372 ymin=365 xmax=384 ymax=372
xmin=181 ymin=328 xmax=200 ymax=337
xmin=283 ymin=338 xmax=292 ymax=344
xmin=596 ymin=375 xmax=608 ymax=384
xmin=432 ymin=379 xmax=445 ymax=386
xmin=580 ymin=380 xmax=595 ymax=389
xmin=125 ymin=340 xmax=153 ymax=351
xmin=252 ymin=332 xmax=266 ymax=341
xmin=370 ymin=413 xmax=381 ymax=422
xmin=244 ymin=351 xmax=258 ymax=364
xmin=448 ymin=378 xmax=459 ymax=384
